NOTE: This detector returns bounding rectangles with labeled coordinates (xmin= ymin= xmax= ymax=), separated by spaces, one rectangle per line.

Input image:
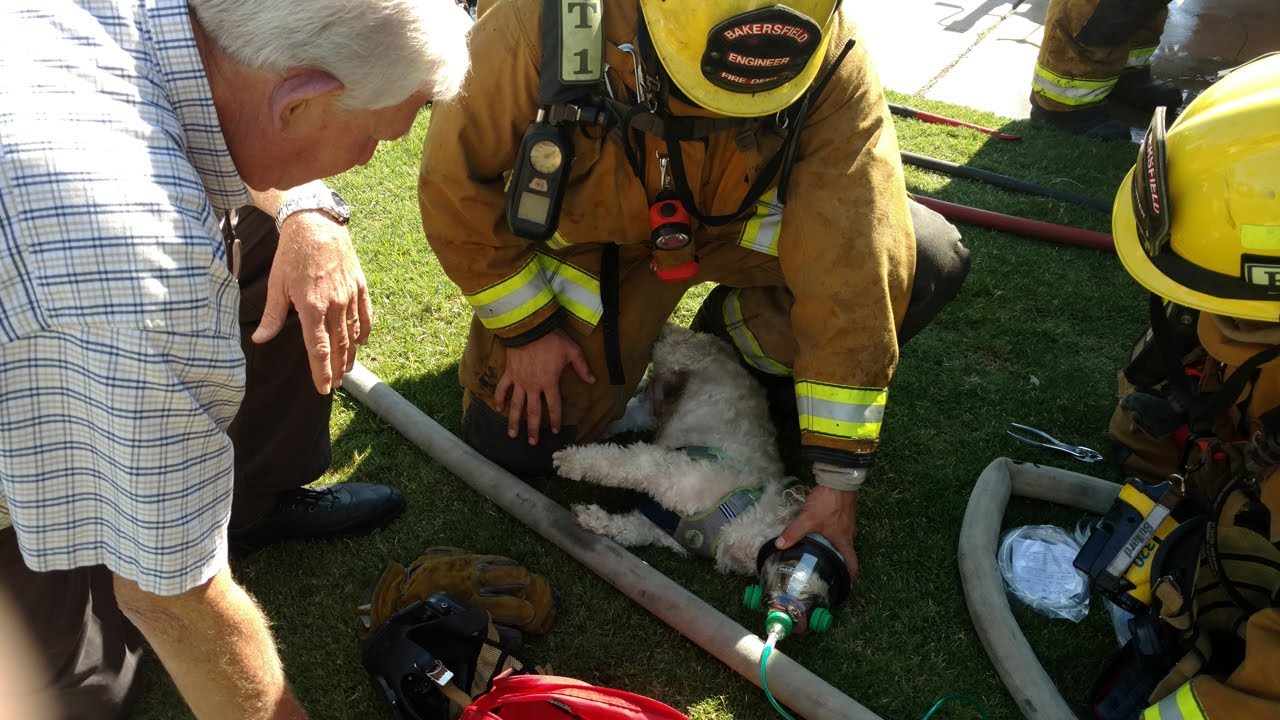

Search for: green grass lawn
xmin=134 ymin=94 xmax=1146 ymax=720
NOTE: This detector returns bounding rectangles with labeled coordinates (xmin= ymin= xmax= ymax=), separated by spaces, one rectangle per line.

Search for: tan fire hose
xmin=344 ymin=362 xmax=881 ymax=720
xmin=958 ymin=457 xmax=1123 ymax=720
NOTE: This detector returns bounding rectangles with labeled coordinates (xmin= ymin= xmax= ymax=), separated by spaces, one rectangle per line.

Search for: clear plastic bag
xmin=997 ymin=524 xmax=1091 ymax=622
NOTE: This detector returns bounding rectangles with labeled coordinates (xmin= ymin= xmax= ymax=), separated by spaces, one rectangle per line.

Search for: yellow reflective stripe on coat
xmin=721 ymin=288 xmax=791 ymax=376
xmin=463 ymin=254 xmax=602 ymax=331
xmin=534 ymin=252 xmax=602 ymax=327
xmin=738 ymin=187 xmax=783 ymax=257
xmin=1033 ymin=64 xmax=1117 ymax=106
xmin=1127 ymin=45 xmax=1157 ymax=69
xmin=544 ymin=231 xmax=573 ymax=250
xmin=796 ymin=381 xmax=886 ymax=440
xmin=1141 ymin=682 xmax=1207 ymax=720
xmin=465 ymin=256 xmax=556 ymax=330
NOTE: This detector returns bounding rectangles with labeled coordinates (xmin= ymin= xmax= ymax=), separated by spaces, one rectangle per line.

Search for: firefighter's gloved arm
xmin=812 ymin=462 xmax=868 ymax=492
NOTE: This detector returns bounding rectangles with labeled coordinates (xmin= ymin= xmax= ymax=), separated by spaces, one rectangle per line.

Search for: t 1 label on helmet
xmin=1241 ymin=255 xmax=1280 ymax=290
xmin=702 ymin=6 xmax=822 ymax=93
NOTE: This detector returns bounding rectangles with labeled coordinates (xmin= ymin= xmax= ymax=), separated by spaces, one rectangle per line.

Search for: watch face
xmin=328 ymin=190 xmax=352 ymax=220
xmin=276 ymin=190 xmax=351 ymax=228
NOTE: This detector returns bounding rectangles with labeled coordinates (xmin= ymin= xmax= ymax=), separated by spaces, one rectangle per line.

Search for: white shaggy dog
xmin=552 ymin=324 xmax=804 ymax=576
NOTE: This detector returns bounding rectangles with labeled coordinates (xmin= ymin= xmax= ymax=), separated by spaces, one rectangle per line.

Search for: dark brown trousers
xmin=0 ymin=529 xmax=142 ymax=720
xmin=224 ymin=206 xmax=334 ymax=528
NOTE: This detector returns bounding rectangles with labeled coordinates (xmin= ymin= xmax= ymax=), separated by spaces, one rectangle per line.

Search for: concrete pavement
xmin=849 ymin=0 xmax=1280 ymax=121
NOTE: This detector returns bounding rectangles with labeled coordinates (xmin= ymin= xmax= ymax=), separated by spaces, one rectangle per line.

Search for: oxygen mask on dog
xmin=744 ymin=533 xmax=850 ymax=640
xmin=746 ymin=534 xmax=851 ymax=720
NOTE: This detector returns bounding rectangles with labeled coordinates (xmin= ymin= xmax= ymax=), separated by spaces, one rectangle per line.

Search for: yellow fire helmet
xmin=638 ymin=0 xmax=841 ymax=118
xmin=1113 ymin=53 xmax=1280 ymax=322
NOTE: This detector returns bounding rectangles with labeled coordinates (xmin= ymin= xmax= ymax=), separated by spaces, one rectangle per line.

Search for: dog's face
xmin=647 ymin=369 xmax=688 ymax=422
xmin=649 ymin=324 xmax=739 ymax=377
xmin=646 ymin=325 xmax=743 ymax=423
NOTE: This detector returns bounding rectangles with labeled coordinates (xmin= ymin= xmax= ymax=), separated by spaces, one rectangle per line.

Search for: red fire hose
xmin=910 ymin=194 xmax=1114 ymax=252
xmin=889 ymin=103 xmax=1022 ymax=141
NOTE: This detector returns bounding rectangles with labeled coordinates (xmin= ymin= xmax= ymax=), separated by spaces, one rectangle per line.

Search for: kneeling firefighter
xmin=418 ymin=0 xmax=971 ymax=578
xmin=1086 ymin=53 xmax=1280 ymax=719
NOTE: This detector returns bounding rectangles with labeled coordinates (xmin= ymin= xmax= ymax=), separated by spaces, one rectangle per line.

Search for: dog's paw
xmin=663 ymin=537 xmax=690 ymax=558
xmin=570 ymin=502 xmax=611 ymax=535
xmin=715 ymin=541 xmax=766 ymax=577
xmin=551 ymin=447 xmax=586 ymax=479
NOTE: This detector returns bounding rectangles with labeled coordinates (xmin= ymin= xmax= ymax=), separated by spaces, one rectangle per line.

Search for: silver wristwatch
xmin=273 ymin=188 xmax=351 ymax=231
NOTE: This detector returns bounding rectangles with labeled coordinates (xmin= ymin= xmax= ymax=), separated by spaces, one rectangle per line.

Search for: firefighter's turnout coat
xmin=419 ymin=0 xmax=915 ymax=468
xmin=1111 ymin=312 xmax=1280 ymax=719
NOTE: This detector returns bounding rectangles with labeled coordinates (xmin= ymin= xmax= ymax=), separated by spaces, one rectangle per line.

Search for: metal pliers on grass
xmin=1007 ymin=423 xmax=1104 ymax=463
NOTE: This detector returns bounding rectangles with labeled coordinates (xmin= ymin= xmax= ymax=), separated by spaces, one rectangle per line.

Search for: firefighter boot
xmin=1111 ymin=68 xmax=1184 ymax=115
xmin=1028 ymin=92 xmax=1132 ymax=141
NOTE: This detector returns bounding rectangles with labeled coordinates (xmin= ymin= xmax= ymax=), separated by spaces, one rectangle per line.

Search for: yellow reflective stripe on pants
xmin=738 ymin=187 xmax=783 ymax=257
xmin=1033 ymin=63 xmax=1117 ymax=106
xmin=1142 ymin=682 xmax=1208 ymax=720
xmin=535 ymin=252 xmax=602 ymax=328
xmin=721 ymin=288 xmax=791 ymax=376
xmin=1127 ymin=45 xmax=1157 ymax=70
xmin=796 ymin=381 xmax=886 ymax=440
xmin=465 ymin=256 xmax=556 ymax=330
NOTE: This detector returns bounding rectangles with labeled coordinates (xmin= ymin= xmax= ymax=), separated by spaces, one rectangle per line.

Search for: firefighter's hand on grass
xmin=776 ymin=486 xmax=860 ymax=579
xmin=497 ymin=329 xmax=595 ymax=445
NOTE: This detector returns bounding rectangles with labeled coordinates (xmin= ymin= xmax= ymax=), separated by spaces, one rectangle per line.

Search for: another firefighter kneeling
xmin=1091 ymin=54 xmax=1280 ymax=720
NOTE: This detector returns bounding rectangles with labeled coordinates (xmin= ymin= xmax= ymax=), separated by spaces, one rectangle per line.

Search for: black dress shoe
xmin=1029 ymin=95 xmax=1133 ymax=141
xmin=229 ymin=482 xmax=406 ymax=551
xmin=1111 ymin=69 xmax=1184 ymax=115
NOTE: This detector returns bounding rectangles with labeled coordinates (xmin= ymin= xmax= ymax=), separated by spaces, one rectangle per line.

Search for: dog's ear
xmin=650 ymin=370 xmax=690 ymax=419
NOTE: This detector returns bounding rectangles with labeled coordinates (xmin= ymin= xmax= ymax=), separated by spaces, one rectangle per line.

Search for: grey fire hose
xmin=958 ymin=457 xmax=1123 ymax=720
xmin=344 ymin=362 xmax=881 ymax=720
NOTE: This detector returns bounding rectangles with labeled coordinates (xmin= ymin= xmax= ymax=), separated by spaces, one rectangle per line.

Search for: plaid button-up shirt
xmin=0 ymin=0 xmax=252 ymax=595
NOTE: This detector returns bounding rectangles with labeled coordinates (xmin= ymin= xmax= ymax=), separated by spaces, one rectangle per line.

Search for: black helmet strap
xmin=614 ymin=20 xmax=855 ymax=228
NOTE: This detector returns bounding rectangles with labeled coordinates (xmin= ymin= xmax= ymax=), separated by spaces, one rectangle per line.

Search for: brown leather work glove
xmin=366 ymin=547 xmax=556 ymax=635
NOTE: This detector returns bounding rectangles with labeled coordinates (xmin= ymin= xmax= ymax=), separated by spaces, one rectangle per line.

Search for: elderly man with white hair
xmin=0 ymin=1 xmax=471 ymax=719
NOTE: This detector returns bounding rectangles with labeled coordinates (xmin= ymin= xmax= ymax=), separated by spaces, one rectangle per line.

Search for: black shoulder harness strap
xmin=629 ymin=20 xmax=857 ymax=227
xmin=1149 ymin=293 xmax=1280 ymax=435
